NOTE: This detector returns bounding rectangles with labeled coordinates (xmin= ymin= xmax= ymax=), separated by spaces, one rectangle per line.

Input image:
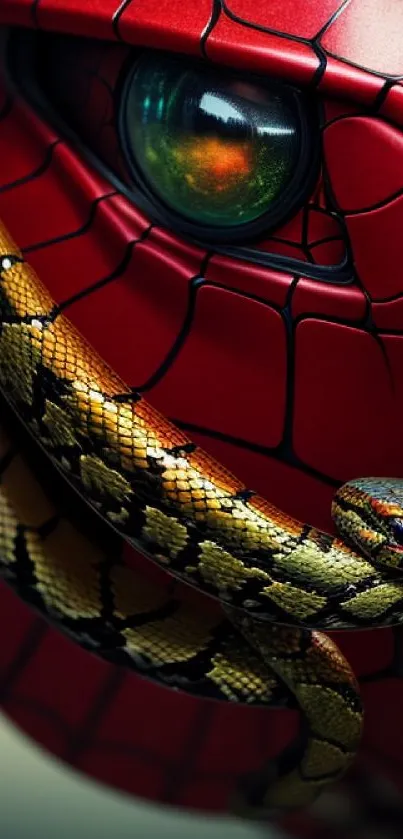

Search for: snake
xmin=0 ymin=217 xmax=403 ymax=817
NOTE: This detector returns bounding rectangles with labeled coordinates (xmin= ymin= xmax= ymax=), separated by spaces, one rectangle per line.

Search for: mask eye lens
xmin=120 ymin=54 xmax=312 ymax=239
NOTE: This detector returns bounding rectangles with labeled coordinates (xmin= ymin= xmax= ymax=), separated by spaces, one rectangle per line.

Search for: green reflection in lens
xmin=123 ymin=55 xmax=301 ymax=228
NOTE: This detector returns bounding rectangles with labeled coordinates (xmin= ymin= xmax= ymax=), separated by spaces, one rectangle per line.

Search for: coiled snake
xmin=0 ymin=218 xmax=402 ymax=816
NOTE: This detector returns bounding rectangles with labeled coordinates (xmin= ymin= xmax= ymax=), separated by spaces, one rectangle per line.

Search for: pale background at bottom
xmin=0 ymin=713 xmax=284 ymax=839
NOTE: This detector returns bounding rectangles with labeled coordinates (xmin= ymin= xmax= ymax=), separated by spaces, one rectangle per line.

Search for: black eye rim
xmin=118 ymin=51 xmax=321 ymax=245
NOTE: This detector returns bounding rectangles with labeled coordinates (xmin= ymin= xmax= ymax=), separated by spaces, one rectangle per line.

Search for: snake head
xmin=391 ymin=517 xmax=403 ymax=546
xmin=333 ymin=477 xmax=403 ymax=571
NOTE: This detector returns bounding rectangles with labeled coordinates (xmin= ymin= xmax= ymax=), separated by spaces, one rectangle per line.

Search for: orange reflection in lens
xmin=174 ymin=137 xmax=253 ymax=194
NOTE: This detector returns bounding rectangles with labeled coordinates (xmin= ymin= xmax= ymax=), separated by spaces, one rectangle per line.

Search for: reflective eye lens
xmin=121 ymin=54 xmax=307 ymax=233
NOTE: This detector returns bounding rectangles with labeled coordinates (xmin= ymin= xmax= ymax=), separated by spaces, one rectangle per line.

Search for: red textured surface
xmin=29 ymin=0 xmax=123 ymax=40
xmin=381 ymin=83 xmax=403 ymax=126
xmin=118 ymin=0 xmax=213 ymax=54
xmin=0 ymin=0 xmax=403 ymax=829
xmin=318 ymin=55 xmax=387 ymax=107
xmin=290 ymin=279 xmax=366 ymax=324
xmin=382 ymin=338 xmax=403 ymax=420
xmin=65 ymin=234 xmax=202 ymax=386
xmin=0 ymin=144 xmax=112 ymax=251
xmin=259 ymin=207 xmax=345 ymax=267
xmin=322 ymin=98 xmax=361 ymax=123
xmin=2 ymin=0 xmax=403 ymax=112
xmin=321 ymin=0 xmax=403 ymax=76
xmin=222 ymin=0 xmax=343 ymax=40
xmin=147 ymin=286 xmax=288 ymax=446
xmin=3 ymin=624 xmax=109 ymax=729
xmin=26 ymin=195 xmax=150 ymax=303
xmin=332 ymin=629 xmax=394 ymax=680
xmin=206 ymin=17 xmax=320 ymax=84
xmin=42 ymin=40 xmax=130 ymax=182
xmin=361 ymin=680 xmax=403 ymax=764
xmin=324 ymin=117 xmax=403 ymax=212
xmin=346 ymin=196 xmax=403 ymax=302
xmin=293 ymin=321 xmax=399 ymax=481
xmin=0 ymin=0 xmax=34 ymax=27
xmin=205 ymin=256 xmax=293 ymax=307
xmin=372 ymin=298 xmax=403 ymax=331
xmin=0 ymin=102 xmax=57 ymax=182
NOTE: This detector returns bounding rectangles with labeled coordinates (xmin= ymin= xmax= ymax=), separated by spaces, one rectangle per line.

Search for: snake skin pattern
xmin=0 ymin=216 xmax=403 ymax=813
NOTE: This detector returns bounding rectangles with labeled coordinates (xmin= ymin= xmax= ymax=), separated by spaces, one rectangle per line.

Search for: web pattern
xmin=0 ymin=0 xmax=403 ymax=823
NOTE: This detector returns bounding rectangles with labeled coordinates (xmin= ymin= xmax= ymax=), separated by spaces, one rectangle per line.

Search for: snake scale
xmin=0 ymin=217 xmax=403 ymax=815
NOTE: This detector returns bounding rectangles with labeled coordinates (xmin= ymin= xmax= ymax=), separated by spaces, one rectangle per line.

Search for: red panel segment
xmin=0 ymin=144 xmax=112 ymax=251
xmin=96 ymin=674 xmax=202 ymax=761
xmin=85 ymin=76 xmax=112 ymax=129
xmin=119 ymin=0 xmax=213 ymax=55
xmin=330 ymin=629 xmax=394 ymax=680
xmin=206 ymin=16 xmax=319 ymax=84
xmin=323 ymin=99 xmax=363 ymax=124
xmin=98 ymin=38 xmax=131 ymax=80
xmin=0 ymin=0 xmax=34 ymax=26
xmin=6 ymin=628 xmax=110 ymax=728
xmin=148 ymin=286 xmax=288 ymax=447
xmin=382 ymin=337 xmax=403 ymax=432
xmin=0 ymin=103 xmax=57 ymax=188
xmin=223 ymin=0 xmax=343 ymax=39
xmin=291 ymin=279 xmax=367 ymax=323
xmin=372 ymin=298 xmax=403 ymax=331
xmin=346 ymin=195 xmax=403 ymax=301
xmin=0 ymin=584 xmax=40 ymax=673
xmin=362 ymin=680 xmax=403 ymax=755
xmin=197 ymin=703 xmax=297 ymax=774
xmin=146 ymin=226 xmax=206 ymax=266
xmin=324 ymin=117 xmax=403 ymax=212
xmin=26 ymin=195 xmax=150 ymax=304
xmin=293 ymin=320 xmax=399 ymax=481
xmin=321 ymin=0 xmax=403 ymax=77
xmin=254 ymin=206 xmax=346 ymax=269
xmin=306 ymin=208 xmax=343 ymax=244
xmin=0 ymin=0 xmax=394 ymax=109
xmin=381 ymin=83 xmax=403 ymax=129
xmin=308 ymin=239 xmax=345 ymax=266
xmin=73 ymin=39 xmax=130 ymax=180
xmin=205 ymin=255 xmax=293 ymax=308
xmin=266 ymin=241 xmax=307 ymax=262
xmin=36 ymin=0 xmax=120 ymax=40
xmin=274 ymin=206 xmax=303 ymax=242
xmin=318 ymin=56 xmax=385 ymax=106
xmin=65 ymin=234 xmax=197 ymax=386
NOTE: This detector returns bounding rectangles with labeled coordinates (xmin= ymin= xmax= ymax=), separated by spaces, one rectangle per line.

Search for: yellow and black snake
xmin=0 ymin=218 xmax=402 ymax=815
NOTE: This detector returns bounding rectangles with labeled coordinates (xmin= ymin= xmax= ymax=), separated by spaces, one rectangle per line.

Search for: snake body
xmin=0 ymin=219 xmax=402 ymax=814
